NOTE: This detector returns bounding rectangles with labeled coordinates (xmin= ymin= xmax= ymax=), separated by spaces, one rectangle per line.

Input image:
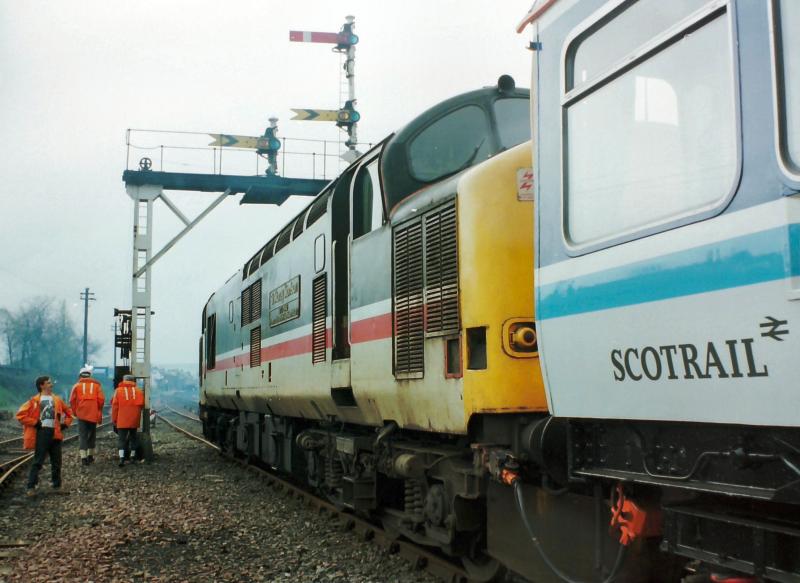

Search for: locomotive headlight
xmin=502 ymin=319 xmax=538 ymax=358
xmin=511 ymin=325 xmax=537 ymax=350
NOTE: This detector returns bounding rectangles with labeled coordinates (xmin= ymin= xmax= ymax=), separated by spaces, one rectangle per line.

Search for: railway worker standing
xmin=111 ymin=374 xmax=144 ymax=467
xmin=69 ymin=365 xmax=105 ymax=466
xmin=16 ymin=376 xmax=74 ymax=497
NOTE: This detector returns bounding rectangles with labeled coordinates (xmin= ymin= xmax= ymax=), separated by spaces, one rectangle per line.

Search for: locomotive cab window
xmin=305 ymin=190 xmax=330 ymax=229
xmin=773 ymin=0 xmax=800 ymax=179
xmin=408 ymin=105 xmax=492 ymax=182
xmin=562 ymin=0 xmax=738 ymax=250
xmin=494 ymin=98 xmax=531 ymax=149
xmin=352 ymin=157 xmax=383 ymax=239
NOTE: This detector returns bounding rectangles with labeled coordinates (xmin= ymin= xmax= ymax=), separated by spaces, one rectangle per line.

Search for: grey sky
xmin=0 ymin=1 xmax=532 ymax=368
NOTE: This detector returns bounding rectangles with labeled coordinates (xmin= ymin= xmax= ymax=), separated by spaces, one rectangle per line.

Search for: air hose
xmin=512 ymin=479 xmax=627 ymax=583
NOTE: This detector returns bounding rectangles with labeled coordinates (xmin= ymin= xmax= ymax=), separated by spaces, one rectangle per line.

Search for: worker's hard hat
xmin=123 ymin=374 xmax=135 ymax=381
xmin=79 ymin=364 xmax=93 ymax=376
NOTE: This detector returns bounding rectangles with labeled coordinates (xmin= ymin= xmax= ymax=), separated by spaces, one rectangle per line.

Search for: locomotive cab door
xmin=348 ymin=151 xmax=388 ymax=394
xmin=330 ymin=166 xmax=356 ymax=388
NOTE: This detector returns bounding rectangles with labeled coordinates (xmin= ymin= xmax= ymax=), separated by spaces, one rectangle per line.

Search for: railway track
xmin=160 ymin=404 xmax=200 ymax=422
xmin=0 ymin=422 xmax=111 ymax=493
xmin=156 ymin=412 xmax=474 ymax=583
xmin=0 ymin=435 xmax=24 ymax=449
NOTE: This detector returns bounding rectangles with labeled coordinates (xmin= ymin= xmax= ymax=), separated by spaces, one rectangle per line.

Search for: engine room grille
xmin=312 ymin=274 xmax=327 ymax=364
xmin=425 ymin=202 xmax=459 ymax=333
xmin=241 ymin=279 xmax=262 ymax=327
xmin=250 ymin=326 xmax=261 ymax=367
xmin=393 ymin=220 xmax=425 ymax=375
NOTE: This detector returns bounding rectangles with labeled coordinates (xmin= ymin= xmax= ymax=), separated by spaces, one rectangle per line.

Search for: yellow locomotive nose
xmin=511 ymin=325 xmax=537 ymax=351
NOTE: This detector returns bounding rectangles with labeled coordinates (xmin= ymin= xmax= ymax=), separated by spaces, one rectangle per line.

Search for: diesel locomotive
xmin=200 ymin=79 xmax=560 ymax=580
xmin=200 ymin=1 xmax=800 ymax=580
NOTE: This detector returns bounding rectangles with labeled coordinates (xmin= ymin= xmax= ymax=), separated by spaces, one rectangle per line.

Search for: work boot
xmin=87 ymin=455 xmax=95 ymax=464
xmin=118 ymin=459 xmax=125 ymax=468
xmin=81 ymin=458 xmax=90 ymax=466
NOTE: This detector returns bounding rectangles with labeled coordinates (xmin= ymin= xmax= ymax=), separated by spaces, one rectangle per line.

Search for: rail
xmin=0 ymin=421 xmax=111 ymax=491
xmin=156 ymin=414 xmax=219 ymax=451
xmin=161 ymin=405 xmax=200 ymax=423
xmin=0 ymin=436 xmax=23 ymax=449
xmin=157 ymin=412 xmax=472 ymax=583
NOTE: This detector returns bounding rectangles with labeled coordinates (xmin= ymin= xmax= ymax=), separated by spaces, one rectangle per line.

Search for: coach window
xmin=563 ymin=0 xmax=738 ymax=249
xmin=408 ymin=105 xmax=491 ymax=182
xmin=352 ymin=158 xmax=383 ymax=239
xmin=774 ymin=0 xmax=800 ymax=179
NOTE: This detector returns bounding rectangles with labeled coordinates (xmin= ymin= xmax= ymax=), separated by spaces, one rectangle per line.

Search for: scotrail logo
xmin=610 ymin=317 xmax=789 ymax=382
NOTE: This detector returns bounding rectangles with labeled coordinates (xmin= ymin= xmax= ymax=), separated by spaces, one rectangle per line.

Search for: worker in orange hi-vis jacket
xmin=69 ymin=365 xmax=105 ymax=466
xmin=16 ymin=375 xmax=74 ymax=497
xmin=111 ymin=374 xmax=144 ymax=467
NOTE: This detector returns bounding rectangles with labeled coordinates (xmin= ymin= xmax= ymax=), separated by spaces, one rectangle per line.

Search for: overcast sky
xmin=0 ymin=1 xmax=533 ymax=370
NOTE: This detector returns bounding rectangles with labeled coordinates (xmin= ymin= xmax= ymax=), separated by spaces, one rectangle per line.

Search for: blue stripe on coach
xmin=537 ymin=224 xmax=800 ymax=320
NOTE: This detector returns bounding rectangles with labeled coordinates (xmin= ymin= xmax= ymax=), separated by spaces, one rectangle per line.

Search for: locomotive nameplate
xmin=269 ymin=275 xmax=300 ymax=327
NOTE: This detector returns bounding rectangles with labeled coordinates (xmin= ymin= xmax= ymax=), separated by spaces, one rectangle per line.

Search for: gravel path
xmin=0 ymin=417 xmax=440 ymax=583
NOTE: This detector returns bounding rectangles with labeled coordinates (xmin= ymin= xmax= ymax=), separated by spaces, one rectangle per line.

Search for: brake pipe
xmin=507 ymin=472 xmax=627 ymax=583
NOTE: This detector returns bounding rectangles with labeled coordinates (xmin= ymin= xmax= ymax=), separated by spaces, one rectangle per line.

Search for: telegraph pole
xmin=80 ymin=288 xmax=96 ymax=364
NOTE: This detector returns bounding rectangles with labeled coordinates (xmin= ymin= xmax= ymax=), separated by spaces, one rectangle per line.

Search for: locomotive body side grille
xmin=312 ymin=274 xmax=327 ymax=364
xmin=251 ymin=279 xmax=262 ymax=322
xmin=425 ymin=202 xmax=459 ymax=333
xmin=393 ymin=220 xmax=425 ymax=376
xmin=241 ymin=278 xmax=263 ymax=326
xmin=241 ymin=287 xmax=251 ymax=327
xmin=250 ymin=326 xmax=261 ymax=367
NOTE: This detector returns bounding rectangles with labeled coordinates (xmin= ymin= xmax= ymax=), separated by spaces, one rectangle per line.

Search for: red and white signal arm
xmin=516 ymin=168 xmax=534 ymax=201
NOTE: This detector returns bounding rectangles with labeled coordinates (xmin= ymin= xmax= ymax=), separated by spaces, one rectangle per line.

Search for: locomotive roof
xmin=381 ymin=80 xmax=530 ymax=215
xmin=238 ymin=79 xmax=530 ymax=282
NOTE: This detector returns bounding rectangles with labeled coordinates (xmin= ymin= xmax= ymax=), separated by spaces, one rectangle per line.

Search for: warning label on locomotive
xmin=269 ymin=276 xmax=300 ymax=327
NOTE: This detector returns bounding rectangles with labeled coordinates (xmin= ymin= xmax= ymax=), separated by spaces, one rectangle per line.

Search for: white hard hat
xmin=79 ymin=364 xmax=93 ymax=376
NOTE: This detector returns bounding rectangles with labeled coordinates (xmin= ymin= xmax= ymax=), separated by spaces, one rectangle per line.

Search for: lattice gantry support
xmin=125 ymin=183 xmax=230 ymax=461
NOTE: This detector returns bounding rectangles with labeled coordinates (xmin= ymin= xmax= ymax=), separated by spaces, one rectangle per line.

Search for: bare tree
xmin=0 ymin=297 xmax=95 ymax=374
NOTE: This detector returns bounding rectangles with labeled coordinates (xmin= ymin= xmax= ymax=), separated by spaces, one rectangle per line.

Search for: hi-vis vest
xmin=111 ymin=382 xmax=144 ymax=429
xmin=69 ymin=378 xmax=105 ymax=423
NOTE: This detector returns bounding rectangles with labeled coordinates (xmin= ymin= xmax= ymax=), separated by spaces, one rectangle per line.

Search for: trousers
xmin=78 ymin=419 xmax=97 ymax=450
xmin=27 ymin=427 xmax=62 ymax=489
xmin=117 ymin=428 xmax=138 ymax=458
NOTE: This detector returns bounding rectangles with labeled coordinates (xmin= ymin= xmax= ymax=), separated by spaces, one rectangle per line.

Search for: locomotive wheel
xmin=461 ymin=535 xmax=504 ymax=582
xmin=461 ymin=553 xmax=504 ymax=582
